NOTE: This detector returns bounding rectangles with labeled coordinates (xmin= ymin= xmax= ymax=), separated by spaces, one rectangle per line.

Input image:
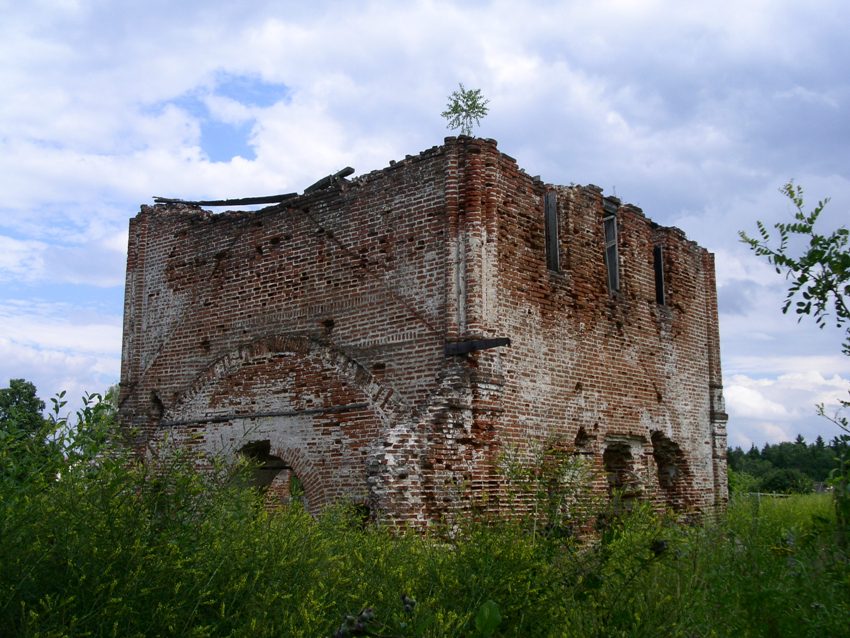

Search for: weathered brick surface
xmin=120 ymin=137 xmax=727 ymax=524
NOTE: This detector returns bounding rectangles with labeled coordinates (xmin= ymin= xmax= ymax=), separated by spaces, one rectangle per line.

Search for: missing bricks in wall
xmin=120 ymin=136 xmax=727 ymax=524
xmin=603 ymin=442 xmax=640 ymax=496
xmin=574 ymin=426 xmax=593 ymax=454
xmin=651 ymin=430 xmax=691 ymax=510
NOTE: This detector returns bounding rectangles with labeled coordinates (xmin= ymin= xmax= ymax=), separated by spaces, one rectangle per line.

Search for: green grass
xmin=621 ymin=494 xmax=849 ymax=638
xmin=2 ymin=414 xmax=848 ymax=637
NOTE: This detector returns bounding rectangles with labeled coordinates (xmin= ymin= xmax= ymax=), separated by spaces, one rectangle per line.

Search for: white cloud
xmin=723 ymin=342 xmax=850 ymax=378
xmin=0 ymin=296 xmax=122 ymax=414
xmin=0 ymin=336 xmax=120 ymax=417
xmin=725 ymin=371 xmax=849 ymax=448
xmin=727 ymin=371 xmax=849 ymax=419
xmin=714 ymin=247 xmax=785 ymax=289
xmin=729 ymin=421 xmax=794 ymax=449
xmin=0 ymin=301 xmax=121 ymax=355
xmin=726 ymin=384 xmax=789 ymax=420
xmin=203 ymin=95 xmax=255 ymax=125
xmin=0 ymin=236 xmax=47 ymax=281
xmin=0 ymin=0 xmax=848 ymax=448
xmin=0 ymin=224 xmax=127 ymax=288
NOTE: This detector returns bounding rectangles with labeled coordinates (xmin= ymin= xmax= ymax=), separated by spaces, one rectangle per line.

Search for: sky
xmin=1 ymin=0 xmax=848 ymax=449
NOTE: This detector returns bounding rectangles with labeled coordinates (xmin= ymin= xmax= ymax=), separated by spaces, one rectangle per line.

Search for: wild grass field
xmin=2 ymin=398 xmax=848 ymax=637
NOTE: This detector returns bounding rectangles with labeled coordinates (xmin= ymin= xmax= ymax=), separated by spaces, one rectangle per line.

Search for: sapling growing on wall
xmin=441 ymin=83 xmax=489 ymax=136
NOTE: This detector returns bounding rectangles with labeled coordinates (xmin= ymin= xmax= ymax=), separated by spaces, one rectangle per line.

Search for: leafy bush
xmin=728 ymin=467 xmax=760 ymax=495
xmin=2 ymin=388 xmax=849 ymax=637
xmin=759 ymin=467 xmax=815 ymax=494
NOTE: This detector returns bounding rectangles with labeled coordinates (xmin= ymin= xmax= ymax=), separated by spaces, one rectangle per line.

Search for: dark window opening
xmin=149 ymin=390 xmax=164 ymax=419
xmin=239 ymin=440 xmax=287 ymax=489
xmin=544 ymin=191 xmax=559 ymax=271
xmin=602 ymin=443 xmax=639 ymax=496
xmin=602 ymin=198 xmax=620 ymax=292
xmin=574 ymin=426 xmax=593 ymax=455
xmin=238 ymin=440 xmax=307 ymax=510
xmin=653 ymin=245 xmax=665 ymax=305
xmin=351 ymin=502 xmax=372 ymax=527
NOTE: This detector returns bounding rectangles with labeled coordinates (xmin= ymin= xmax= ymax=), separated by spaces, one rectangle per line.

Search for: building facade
xmin=119 ymin=137 xmax=728 ymax=523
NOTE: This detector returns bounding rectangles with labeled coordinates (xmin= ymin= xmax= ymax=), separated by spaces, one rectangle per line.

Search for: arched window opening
xmin=237 ymin=440 xmax=307 ymax=509
xmin=239 ymin=440 xmax=286 ymax=488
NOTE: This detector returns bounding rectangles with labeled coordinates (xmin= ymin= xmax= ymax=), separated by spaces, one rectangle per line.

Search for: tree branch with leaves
xmin=740 ymin=181 xmax=850 ymax=544
xmin=739 ymin=182 xmax=850 ymax=356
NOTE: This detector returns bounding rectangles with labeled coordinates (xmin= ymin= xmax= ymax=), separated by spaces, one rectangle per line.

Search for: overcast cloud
xmin=1 ymin=0 xmax=848 ymax=447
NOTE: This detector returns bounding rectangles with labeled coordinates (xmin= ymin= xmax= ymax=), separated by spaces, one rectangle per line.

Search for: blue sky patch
xmin=0 ymin=282 xmax=126 ymax=310
xmin=214 ymin=73 xmax=290 ymax=108
xmin=160 ymin=74 xmax=289 ymax=162
xmin=200 ymin=118 xmax=256 ymax=162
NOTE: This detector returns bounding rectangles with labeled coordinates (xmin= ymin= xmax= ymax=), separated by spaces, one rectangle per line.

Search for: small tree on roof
xmin=441 ymin=83 xmax=489 ymax=137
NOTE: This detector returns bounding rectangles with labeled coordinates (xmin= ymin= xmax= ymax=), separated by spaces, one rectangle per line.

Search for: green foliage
xmin=727 ymin=467 xmax=761 ymax=495
xmin=759 ymin=467 xmax=815 ymax=494
xmin=0 ymin=378 xmax=45 ymax=434
xmin=739 ymin=181 xmax=849 ymax=355
xmin=829 ymin=438 xmax=850 ymax=548
xmin=727 ymin=436 xmax=848 ymax=491
xmin=474 ymin=600 xmax=501 ymax=636
xmin=741 ymin=182 xmax=850 ymax=545
xmin=0 ymin=381 xmax=60 ymax=486
xmin=441 ymin=83 xmax=489 ymax=137
xmin=500 ymin=438 xmax=596 ymax=541
xmin=3 ymin=386 xmax=849 ymax=637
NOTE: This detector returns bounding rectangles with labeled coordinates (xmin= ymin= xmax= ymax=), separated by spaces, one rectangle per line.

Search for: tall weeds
xmin=1 ymin=395 xmax=848 ymax=636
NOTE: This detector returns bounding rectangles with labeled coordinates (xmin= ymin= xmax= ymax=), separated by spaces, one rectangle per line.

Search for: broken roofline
xmin=148 ymin=137 xmax=692 ymax=246
xmin=152 ymin=167 xmax=356 ymax=208
xmin=150 ymin=137 xmax=509 ymax=211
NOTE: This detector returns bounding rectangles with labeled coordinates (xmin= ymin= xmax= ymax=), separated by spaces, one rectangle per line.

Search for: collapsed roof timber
xmin=152 ymin=166 xmax=356 ymax=208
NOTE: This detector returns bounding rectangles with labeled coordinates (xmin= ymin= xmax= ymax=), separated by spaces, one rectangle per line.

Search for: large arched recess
xmin=158 ymin=334 xmax=419 ymax=517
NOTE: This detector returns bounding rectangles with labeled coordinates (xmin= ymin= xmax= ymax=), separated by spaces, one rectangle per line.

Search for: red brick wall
xmin=451 ymin=139 xmax=728 ymax=514
xmin=120 ymin=137 xmax=727 ymax=523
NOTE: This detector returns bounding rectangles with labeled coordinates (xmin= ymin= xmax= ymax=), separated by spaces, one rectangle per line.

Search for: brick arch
xmin=235 ymin=440 xmax=324 ymax=514
xmin=272 ymin=447 xmax=325 ymax=515
xmin=160 ymin=333 xmax=424 ymax=518
xmin=163 ymin=333 xmax=410 ymax=426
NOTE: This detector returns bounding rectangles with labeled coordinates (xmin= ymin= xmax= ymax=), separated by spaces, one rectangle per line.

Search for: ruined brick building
xmin=119 ymin=136 xmax=728 ymax=524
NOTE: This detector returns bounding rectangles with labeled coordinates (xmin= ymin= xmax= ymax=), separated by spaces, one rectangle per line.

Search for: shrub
xmin=2 ymin=389 xmax=848 ymax=637
xmin=759 ymin=467 xmax=815 ymax=494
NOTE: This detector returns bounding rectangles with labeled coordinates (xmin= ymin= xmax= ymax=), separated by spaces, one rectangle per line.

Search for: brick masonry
xmin=119 ymin=136 xmax=728 ymax=524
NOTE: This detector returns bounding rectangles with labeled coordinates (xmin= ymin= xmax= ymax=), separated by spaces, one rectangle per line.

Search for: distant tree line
xmin=727 ymin=435 xmax=849 ymax=494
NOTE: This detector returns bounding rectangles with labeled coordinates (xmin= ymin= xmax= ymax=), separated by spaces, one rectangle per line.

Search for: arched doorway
xmin=238 ymin=440 xmax=308 ymax=509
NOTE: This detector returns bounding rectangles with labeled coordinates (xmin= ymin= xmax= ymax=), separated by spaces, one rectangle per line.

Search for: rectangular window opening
xmin=603 ymin=215 xmax=619 ymax=292
xmin=544 ymin=191 xmax=559 ymax=271
xmin=653 ymin=245 xmax=665 ymax=304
